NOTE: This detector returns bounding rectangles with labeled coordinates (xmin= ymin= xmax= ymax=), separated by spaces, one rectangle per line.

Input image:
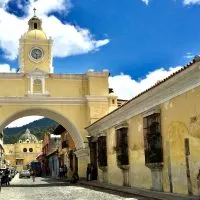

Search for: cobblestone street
xmin=0 ymin=174 xmax=149 ymax=200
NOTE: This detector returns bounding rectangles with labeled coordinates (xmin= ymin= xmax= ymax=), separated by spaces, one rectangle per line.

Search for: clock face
xmin=30 ymin=48 xmax=43 ymax=60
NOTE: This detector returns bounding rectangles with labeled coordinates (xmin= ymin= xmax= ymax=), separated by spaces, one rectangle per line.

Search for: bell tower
xmin=19 ymin=9 xmax=53 ymax=73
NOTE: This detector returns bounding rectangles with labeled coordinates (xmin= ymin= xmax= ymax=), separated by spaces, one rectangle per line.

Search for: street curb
xmin=78 ymin=181 xmax=200 ymax=200
xmin=79 ymin=181 xmax=163 ymax=200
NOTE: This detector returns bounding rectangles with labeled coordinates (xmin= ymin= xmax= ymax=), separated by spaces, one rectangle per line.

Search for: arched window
xmin=34 ymin=23 xmax=37 ymax=29
xmin=33 ymin=79 xmax=42 ymax=93
xmin=23 ymin=148 xmax=27 ymax=152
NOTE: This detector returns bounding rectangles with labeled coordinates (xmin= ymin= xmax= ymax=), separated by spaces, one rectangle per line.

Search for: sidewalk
xmin=78 ymin=179 xmax=200 ymax=200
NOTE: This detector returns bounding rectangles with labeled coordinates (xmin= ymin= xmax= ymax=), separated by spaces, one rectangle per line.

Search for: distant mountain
xmin=3 ymin=118 xmax=58 ymax=144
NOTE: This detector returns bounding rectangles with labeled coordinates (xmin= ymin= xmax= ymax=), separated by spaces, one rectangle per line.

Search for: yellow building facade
xmin=0 ymin=14 xmax=117 ymax=177
xmin=4 ymin=129 xmax=42 ymax=170
xmin=86 ymin=57 xmax=200 ymax=196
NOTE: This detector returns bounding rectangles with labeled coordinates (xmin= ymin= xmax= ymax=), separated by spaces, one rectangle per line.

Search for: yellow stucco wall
xmin=161 ymin=86 xmax=200 ymax=195
xmin=0 ymin=79 xmax=27 ymax=96
xmin=0 ymin=15 xmax=116 ymax=178
xmin=107 ymin=128 xmax=123 ymax=186
xmin=99 ymin=82 xmax=200 ymax=195
xmin=4 ymin=142 xmax=42 ymax=170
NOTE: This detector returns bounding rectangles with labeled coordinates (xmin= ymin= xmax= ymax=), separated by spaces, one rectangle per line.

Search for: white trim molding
xmin=86 ymin=61 xmax=200 ymax=135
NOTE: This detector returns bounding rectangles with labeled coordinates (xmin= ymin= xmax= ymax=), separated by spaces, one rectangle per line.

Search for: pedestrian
xmin=63 ymin=164 xmax=68 ymax=179
xmin=86 ymin=164 xmax=91 ymax=181
xmin=70 ymin=171 xmax=79 ymax=184
xmin=31 ymin=169 xmax=36 ymax=182
xmin=0 ymin=170 xmax=3 ymax=192
xmin=59 ymin=166 xmax=63 ymax=180
xmin=91 ymin=165 xmax=97 ymax=180
xmin=4 ymin=168 xmax=10 ymax=186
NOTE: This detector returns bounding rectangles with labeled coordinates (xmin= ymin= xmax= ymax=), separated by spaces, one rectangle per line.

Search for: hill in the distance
xmin=3 ymin=118 xmax=58 ymax=144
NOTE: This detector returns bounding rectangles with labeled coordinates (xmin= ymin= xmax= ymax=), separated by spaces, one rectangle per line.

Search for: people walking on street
xmin=70 ymin=171 xmax=79 ymax=184
xmin=4 ymin=168 xmax=10 ymax=186
xmin=63 ymin=164 xmax=68 ymax=179
xmin=0 ymin=170 xmax=3 ymax=192
xmin=86 ymin=163 xmax=92 ymax=181
xmin=59 ymin=165 xmax=64 ymax=180
xmin=31 ymin=169 xmax=36 ymax=182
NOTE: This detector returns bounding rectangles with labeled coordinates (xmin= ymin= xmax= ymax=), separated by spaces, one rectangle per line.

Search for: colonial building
xmin=86 ymin=56 xmax=200 ymax=196
xmin=39 ymin=132 xmax=61 ymax=177
xmin=0 ymin=12 xmax=117 ymax=177
xmin=52 ymin=125 xmax=77 ymax=179
xmin=4 ymin=129 xmax=42 ymax=170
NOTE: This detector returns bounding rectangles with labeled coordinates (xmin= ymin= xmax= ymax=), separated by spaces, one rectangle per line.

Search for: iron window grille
xmin=143 ymin=113 xmax=163 ymax=164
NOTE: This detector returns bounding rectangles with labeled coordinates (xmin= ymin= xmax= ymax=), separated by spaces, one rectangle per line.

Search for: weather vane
xmin=33 ymin=8 xmax=36 ymax=16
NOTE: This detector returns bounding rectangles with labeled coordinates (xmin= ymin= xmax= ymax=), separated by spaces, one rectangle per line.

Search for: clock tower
xmin=19 ymin=11 xmax=53 ymax=73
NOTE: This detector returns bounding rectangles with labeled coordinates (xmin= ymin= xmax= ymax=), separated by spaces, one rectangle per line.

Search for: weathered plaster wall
xmin=97 ymin=81 xmax=200 ymax=195
xmin=106 ymin=128 xmax=123 ymax=186
xmin=128 ymin=116 xmax=152 ymax=189
xmin=161 ymin=86 xmax=200 ymax=195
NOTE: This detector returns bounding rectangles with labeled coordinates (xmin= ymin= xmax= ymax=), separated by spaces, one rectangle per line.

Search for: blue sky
xmin=0 ymin=0 xmax=200 ymax=127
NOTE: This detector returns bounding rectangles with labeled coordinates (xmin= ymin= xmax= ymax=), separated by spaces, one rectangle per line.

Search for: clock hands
xmin=31 ymin=48 xmax=42 ymax=60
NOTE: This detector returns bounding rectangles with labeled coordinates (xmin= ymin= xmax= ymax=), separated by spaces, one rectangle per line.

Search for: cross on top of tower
xmin=33 ymin=8 xmax=36 ymax=16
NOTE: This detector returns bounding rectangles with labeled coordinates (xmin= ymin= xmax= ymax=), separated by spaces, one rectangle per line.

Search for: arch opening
xmin=0 ymin=108 xmax=85 ymax=150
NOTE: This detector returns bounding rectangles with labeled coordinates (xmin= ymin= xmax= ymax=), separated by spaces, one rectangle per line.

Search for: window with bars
xmin=116 ymin=127 xmax=129 ymax=166
xmin=143 ymin=113 xmax=163 ymax=164
xmin=97 ymin=136 xmax=107 ymax=167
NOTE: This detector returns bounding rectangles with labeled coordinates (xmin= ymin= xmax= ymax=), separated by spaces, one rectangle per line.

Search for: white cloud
xmin=6 ymin=116 xmax=44 ymax=128
xmin=0 ymin=64 xmax=16 ymax=72
xmin=109 ymin=66 xmax=182 ymax=100
xmin=141 ymin=0 xmax=149 ymax=5
xmin=0 ymin=0 xmax=109 ymax=60
xmin=28 ymin=0 xmax=71 ymax=16
xmin=184 ymin=52 xmax=195 ymax=59
xmin=183 ymin=0 xmax=200 ymax=5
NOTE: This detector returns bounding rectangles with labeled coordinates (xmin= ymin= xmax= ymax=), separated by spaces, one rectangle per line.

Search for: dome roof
xmin=19 ymin=129 xmax=38 ymax=143
xmin=24 ymin=30 xmax=48 ymax=40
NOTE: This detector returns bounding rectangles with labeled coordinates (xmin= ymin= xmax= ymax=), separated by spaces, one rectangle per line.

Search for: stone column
xmin=74 ymin=147 xmax=89 ymax=178
xmin=99 ymin=166 xmax=108 ymax=183
xmin=147 ymin=163 xmax=163 ymax=191
xmin=119 ymin=165 xmax=130 ymax=186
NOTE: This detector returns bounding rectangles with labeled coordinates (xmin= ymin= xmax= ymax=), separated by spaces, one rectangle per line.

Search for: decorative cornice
xmin=142 ymin=107 xmax=160 ymax=117
xmin=0 ymin=96 xmax=86 ymax=105
xmin=50 ymin=74 xmax=86 ymax=80
xmin=115 ymin=122 xmax=128 ymax=130
xmin=0 ymin=73 xmax=24 ymax=79
xmin=86 ymin=62 xmax=200 ymax=135
xmin=0 ymin=71 xmax=109 ymax=79
xmin=0 ymin=96 xmax=109 ymax=105
xmin=85 ymin=96 xmax=108 ymax=103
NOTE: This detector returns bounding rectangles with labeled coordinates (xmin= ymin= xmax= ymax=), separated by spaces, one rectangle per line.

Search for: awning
xmin=36 ymin=152 xmax=44 ymax=159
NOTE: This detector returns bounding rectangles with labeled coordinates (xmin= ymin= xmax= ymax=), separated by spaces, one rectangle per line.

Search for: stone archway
xmin=0 ymin=108 xmax=84 ymax=150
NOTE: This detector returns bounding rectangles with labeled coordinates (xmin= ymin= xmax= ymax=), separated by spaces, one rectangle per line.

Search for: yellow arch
xmin=0 ymin=108 xmax=85 ymax=150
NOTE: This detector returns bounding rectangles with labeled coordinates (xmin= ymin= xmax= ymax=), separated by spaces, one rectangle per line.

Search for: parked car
xmin=19 ymin=170 xmax=30 ymax=178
